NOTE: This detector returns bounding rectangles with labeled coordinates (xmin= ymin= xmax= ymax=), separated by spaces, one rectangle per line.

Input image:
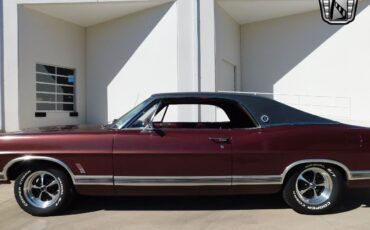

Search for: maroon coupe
xmin=1 ymin=92 xmax=370 ymax=216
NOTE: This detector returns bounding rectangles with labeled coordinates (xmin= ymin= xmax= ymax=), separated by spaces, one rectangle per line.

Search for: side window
xmin=202 ymin=105 xmax=229 ymax=122
xmin=154 ymin=104 xmax=227 ymax=123
xmin=163 ymin=104 xmax=198 ymax=122
xmin=153 ymin=104 xmax=230 ymax=123
xmin=128 ymin=101 xmax=256 ymax=129
xmin=153 ymin=104 xmax=230 ymax=129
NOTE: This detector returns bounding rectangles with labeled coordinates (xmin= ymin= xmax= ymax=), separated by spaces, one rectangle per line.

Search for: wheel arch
xmin=281 ymin=159 xmax=351 ymax=184
xmin=2 ymin=156 xmax=75 ymax=183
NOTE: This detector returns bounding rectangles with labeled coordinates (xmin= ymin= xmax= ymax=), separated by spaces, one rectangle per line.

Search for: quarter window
xmin=36 ymin=64 xmax=76 ymax=112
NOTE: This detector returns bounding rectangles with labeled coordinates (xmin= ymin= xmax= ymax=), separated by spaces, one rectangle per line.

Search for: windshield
xmin=109 ymin=98 xmax=153 ymax=129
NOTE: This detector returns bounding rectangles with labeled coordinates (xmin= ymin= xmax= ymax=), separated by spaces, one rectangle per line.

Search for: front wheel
xmin=14 ymin=167 xmax=75 ymax=216
xmin=283 ymin=164 xmax=344 ymax=214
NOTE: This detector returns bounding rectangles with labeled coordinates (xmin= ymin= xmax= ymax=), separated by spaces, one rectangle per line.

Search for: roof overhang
xmin=23 ymin=0 xmax=174 ymax=27
xmin=217 ymin=0 xmax=320 ymax=24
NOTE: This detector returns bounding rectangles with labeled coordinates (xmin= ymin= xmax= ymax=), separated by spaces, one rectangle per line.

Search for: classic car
xmin=1 ymin=92 xmax=370 ymax=216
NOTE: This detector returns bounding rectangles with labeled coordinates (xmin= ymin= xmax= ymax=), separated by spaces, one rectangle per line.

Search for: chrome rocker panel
xmin=2 ymin=156 xmax=370 ymax=186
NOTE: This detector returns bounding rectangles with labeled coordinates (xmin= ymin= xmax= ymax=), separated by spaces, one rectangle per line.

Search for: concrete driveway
xmin=1 ymin=183 xmax=370 ymax=230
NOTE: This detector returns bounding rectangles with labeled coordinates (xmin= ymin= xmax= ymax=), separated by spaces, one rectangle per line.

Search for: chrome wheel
xmin=23 ymin=171 xmax=61 ymax=209
xmin=295 ymin=167 xmax=333 ymax=206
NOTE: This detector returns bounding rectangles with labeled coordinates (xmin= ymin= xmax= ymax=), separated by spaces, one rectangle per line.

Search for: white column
xmin=3 ymin=1 xmax=20 ymax=131
xmin=176 ymin=0 xmax=199 ymax=122
xmin=199 ymin=0 xmax=216 ymax=92
xmin=199 ymin=0 xmax=216 ymax=121
xmin=0 ymin=0 xmax=3 ymax=131
xmin=177 ymin=0 xmax=198 ymax=92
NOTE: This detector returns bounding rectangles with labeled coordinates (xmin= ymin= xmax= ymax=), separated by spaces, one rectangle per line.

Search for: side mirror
xmin=141 ymin=123 xmax=165 ymax=136
xmin=141 ymin=123 xmax=155 ymax=133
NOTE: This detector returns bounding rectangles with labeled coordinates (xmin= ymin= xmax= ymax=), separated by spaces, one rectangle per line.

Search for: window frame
xmin=35 ymin=63 xmax=76 ymax=113
xmin=153 ymin=103 xmax=231 ymax=123
xmin=123 ymin=98 xmax=259 ymax=130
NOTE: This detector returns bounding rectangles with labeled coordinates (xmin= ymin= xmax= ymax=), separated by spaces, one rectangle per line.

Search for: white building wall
xmin=213 ymin=2 xmax=241 ymax=121
xmin=241 ymin=1 xmax=370 ymax=126
xmin=18 ymin=6 xmax=86 ymax=129
xmin=86 ymin=2 xmax=178 ymax=124
xmin=214 ymin=2 xmax=240 ymax=92
xmin=5 ymin=0 xmax=369 ymax=130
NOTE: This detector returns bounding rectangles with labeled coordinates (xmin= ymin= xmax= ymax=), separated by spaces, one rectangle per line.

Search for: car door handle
xmin=209 ymin=137 xmax=231 ymax=144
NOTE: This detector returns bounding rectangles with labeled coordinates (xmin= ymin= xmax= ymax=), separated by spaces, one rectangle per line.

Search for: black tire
xmin=14 ymin=167 xmax=75 ymax=216
xmin=283 ymin=164 xmax=344 ymax=214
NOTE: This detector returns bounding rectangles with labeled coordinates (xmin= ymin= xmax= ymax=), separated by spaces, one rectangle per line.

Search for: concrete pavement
xmin=1 ymin=183 xmax=370 ymax=230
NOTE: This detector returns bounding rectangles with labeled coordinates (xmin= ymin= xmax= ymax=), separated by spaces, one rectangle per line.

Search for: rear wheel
xmin=14 ymin=167 xmax=75 ymax=216
xmin=283 ymin=164 xmax=343 ymax=214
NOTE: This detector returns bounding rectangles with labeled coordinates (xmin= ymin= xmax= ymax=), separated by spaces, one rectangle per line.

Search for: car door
xmin=112 ymin=104 xmax=232 ymax=195
xmin=230 ymin=128 xmax=284 ymax=190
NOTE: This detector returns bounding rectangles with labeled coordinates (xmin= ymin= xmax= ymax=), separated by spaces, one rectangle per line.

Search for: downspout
xmin=196 ymin=0 xmax=201 ymax=93
xmin=196 ymin=0 xmax=202 ymax=121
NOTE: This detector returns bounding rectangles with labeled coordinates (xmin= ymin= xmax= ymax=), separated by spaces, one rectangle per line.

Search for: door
xmin=231 ymin=128 xmax=283 ymax=191
xmin=112 ymin=103 xmax=233 ymax=195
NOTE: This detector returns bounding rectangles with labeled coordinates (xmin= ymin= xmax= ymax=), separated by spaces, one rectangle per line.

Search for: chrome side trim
xmin=350 ymin=171 xmax=370 ymax=180
xmin=88 ymin=167 xmax=370 ymax=187
xmin=1 ymin=156 xmax=76 ymax=183
xmin=112 ymin=166 xmax=370 ymax=186
xmin=3 ymin=157 xmax=370 ymax=186
xmin=114 ymin=176 xmax=231 ymax=186
xmin=74 ymin=175 xmax=113 ymax=186
xmin=282 ymin=159 xmax=352 ymax=181
xmin=114 ymin=175 xmax=285 ymax=186
xmin=233 ymin=175 xmax=282 ymax=185
xmin=73 ymin=175 xmax=285 ymax=186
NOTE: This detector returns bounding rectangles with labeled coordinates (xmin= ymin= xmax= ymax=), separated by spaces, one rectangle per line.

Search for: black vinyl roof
xmin=151 ymin=92 xmax=339 ymax=127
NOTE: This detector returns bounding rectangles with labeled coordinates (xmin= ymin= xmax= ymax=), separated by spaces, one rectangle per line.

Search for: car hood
xmin=6 ymin=124 xmax=111 ymax=135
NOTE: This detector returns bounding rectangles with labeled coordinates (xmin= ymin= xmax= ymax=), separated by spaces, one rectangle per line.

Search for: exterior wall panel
xmin=241 ymin=1 xmax=370 ymax=126
xmin=214 ymin=2 xmax=240 ymax=92
xmin=86 ymin=3 xmax=178 ymax=124
xmin=18 ymin=6 xmax=86 ymax=129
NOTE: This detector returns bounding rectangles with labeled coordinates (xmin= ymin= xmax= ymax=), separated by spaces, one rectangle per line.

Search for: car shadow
xmin=63 ymin=188 xmax=370 ymax=215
